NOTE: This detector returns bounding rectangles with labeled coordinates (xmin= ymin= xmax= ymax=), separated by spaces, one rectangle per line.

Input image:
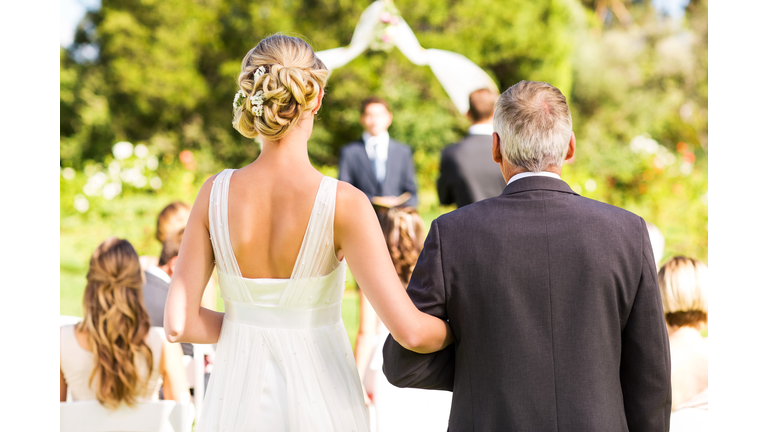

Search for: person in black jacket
xmin=437 ymin=88 xmax=506 ymax=208
xmin=383 ymin=80 xmax=671 ymax=431
xmin=338 ymin=97 xmax=418 ymax=209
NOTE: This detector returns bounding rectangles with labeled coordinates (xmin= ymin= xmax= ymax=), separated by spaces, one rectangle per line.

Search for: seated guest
xmin=658 ymin=256 xmax=708 ymax=428
xmin=141 ymin=201 xmax=217 ymax=313
xmin=140 ymin=202 xmax=191 ymax=270
xmin=60 ymin=237 xmax=189 ymax=405
xmin=356 ymin=207 xmax=452 ymax=431
xmin=144 ymin=228 xmax=193 ymax=357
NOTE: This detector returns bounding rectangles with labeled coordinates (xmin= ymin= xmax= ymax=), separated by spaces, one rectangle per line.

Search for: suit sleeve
xmin=402 ymin=146 xmax=418 ymax=207
xmin=620 ymin=219 xmax=672 ymax=431
xmin=382 ymin=219 xmax=455 ymax=390
xmin=437 ymin=149 xmax=455 ymax=206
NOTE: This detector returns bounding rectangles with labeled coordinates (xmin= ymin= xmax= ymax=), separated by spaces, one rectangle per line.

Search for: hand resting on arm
xmin=335 ymin=182 xmax=453 ymax=354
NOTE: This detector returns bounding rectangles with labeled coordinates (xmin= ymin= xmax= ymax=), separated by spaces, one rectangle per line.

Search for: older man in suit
xmin=438 ymin=88 xmax=506 ymax=208
xmin=338 ymin=97 xmax=418 ymax=209
xmin=383 ymin=81 xmax=671 ymax=431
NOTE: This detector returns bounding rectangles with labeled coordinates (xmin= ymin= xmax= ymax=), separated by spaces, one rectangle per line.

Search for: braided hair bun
xmin=233 ymin=35 xmax=329 ymax=141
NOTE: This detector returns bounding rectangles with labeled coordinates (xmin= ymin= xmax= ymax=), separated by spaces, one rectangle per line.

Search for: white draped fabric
xmin=316 ymin=0 xmax=498 ymax=114
xmin=197 ymin=170 xmax=369 ymax=431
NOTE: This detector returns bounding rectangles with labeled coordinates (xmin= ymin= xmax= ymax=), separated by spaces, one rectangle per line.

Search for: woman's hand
xmin=335 ymin=183 xmax=453 ymax=354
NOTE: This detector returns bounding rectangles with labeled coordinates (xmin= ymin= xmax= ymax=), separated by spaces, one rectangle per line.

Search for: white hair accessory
xmin=250 ymin=91 xmax=265 ymax=116
xmin=233 ymin=90 xmax=247 ymax=109
xmin=254 ymin=66 xmax=266 ymax=80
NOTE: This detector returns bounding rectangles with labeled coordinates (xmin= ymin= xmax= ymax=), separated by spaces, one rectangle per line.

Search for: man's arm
xmin=437 ymin=148 xmax=456 ymax=206
xmin=402 ymin=146 xmax=418 ymax=208
xmin=382 ymin=219 xmax=455 ymax=390
xmin=620 ymin=219 xmax=672 ymax=431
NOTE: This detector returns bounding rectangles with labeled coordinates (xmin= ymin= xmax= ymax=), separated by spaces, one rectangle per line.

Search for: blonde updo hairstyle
xmin=78 ymin=237 xmax=153 ymax=408
xmin=657 ymin=256 xmax=708 ymax=328
xmin=233 ymin=35 xmax=329 ymax=141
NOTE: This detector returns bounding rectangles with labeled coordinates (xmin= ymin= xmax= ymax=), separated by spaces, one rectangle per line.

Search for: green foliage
xmin=61 ymin=0 xmax=708 ymax=269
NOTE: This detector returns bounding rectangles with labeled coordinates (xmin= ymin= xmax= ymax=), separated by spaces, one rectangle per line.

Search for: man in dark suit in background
xmin=338 ymin=97 xmax=418 ymax=209
xmin=383 ymin=81 xmax=671 ymax=431
xmin=143 ymin=228 xmax=192 ymax=357
xmin=438 ymin=88 xmax=506 ymax=208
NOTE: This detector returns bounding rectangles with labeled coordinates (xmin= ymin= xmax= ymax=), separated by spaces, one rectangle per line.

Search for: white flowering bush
xmin=61 ymin=141 xmax=166 ymax=216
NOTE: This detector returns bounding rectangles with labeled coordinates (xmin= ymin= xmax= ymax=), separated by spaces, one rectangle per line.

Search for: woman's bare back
xmin=226 ymin=163 xmax=327 ymax=279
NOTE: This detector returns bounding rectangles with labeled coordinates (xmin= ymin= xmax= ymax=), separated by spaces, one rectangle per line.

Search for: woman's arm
xmin=60 ymin=369 xmax=67 ymax=402
xmin=335 ymin=183 xmax=453 ymax=354
xmin=354 ymin=289 xmax=378 ymax=377
xmin=159 ymin=339 xmax=190 ymax=402
xmin=164 ymin=176 xmax=225 ymax=344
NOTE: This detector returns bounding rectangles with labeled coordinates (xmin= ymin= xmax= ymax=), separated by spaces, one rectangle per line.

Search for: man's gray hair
xmin=493 ymin=81 xmax=573 ymax=172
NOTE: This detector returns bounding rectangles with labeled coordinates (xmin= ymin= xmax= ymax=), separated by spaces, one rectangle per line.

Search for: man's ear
xmin=564 ymin=131 xmax=576 ymax=163
xmin=167 ymin=256 xmax=179 ymax=278
xmin=492 ymin=132 xmax=504 ymax=164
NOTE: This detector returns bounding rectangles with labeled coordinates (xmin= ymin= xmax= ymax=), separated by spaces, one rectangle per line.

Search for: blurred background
xmin=60 ymin=0 xmax=708 ymax=344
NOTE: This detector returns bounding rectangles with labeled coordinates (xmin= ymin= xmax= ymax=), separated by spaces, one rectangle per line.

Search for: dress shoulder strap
xmin=208 ymin=169 xmax=241 ymax=278
xmin=280 ymin=177 xmax=341 ymax=307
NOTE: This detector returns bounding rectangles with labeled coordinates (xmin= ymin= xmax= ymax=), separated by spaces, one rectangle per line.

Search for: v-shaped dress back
xmin=198 ymin=169 xmax=369 ymax=431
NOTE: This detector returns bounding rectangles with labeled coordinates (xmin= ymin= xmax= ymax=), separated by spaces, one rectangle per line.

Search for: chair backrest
xmin=60 ymin=400 xmax=193 ymax=432
xmin=60 ymin=315 xmax=83 ymax=327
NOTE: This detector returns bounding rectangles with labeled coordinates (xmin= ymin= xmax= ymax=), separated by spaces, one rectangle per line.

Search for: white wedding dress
xmin=197 ymin=169 xmax=369 ymax=431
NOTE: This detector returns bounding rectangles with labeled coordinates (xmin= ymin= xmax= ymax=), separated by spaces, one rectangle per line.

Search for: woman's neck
xmin=255 ymin=115 xmax=315 ymax=171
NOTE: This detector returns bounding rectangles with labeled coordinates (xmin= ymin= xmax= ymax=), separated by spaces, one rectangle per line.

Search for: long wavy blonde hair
xmin=77 ymin=237 xmax=153 ymax=408
xmin=381 ymin=207 xmax=425 ymax=288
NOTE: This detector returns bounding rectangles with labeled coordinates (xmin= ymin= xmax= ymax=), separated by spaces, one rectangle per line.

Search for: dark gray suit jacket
xmin=437 ymin=134 xmax=506 ymax=208
xmin=338 ymin=139 xmax=418 ymax=207
xmin=143 ymin=270 xmax=192 ymax=356
xmin=383 ymin=176 xmax=671 ymax=431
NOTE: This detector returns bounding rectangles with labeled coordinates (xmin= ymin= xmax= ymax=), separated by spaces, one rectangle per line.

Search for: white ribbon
xmin=316 ymin=0 xmax=498 ymax=114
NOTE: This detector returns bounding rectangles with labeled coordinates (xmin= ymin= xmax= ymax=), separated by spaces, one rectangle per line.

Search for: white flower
xmin=233 ymin=90 xmax=247 ymax=108
xmin=74 ymin=195 xmax=89 ymax=213
xmin=584 ymin=179 xmax=597 ymax=192
xmin=254 ymin=66 xmax=266 ymax=80
xmin=61 ymin=167 xmax=76 ymax=180
xmin=146 ymin=155 xmax=159 ymax=170
xmin=134 ymin=144 xmax=149 ymax=158
xmin=250 ymin=91 xmax=265 ymax=116
xmin=112 ymin=141 xmax=134 ymax=160
xmin=102 ymin=182 xmax=122 ymax=200
xmin=149 ymin=176 xmax=162 ymax=190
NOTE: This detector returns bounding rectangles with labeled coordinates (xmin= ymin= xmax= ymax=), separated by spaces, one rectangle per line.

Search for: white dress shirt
xmin=467 ymin=123 xmax=494 ymax=136
xmin=363 ymin=131 xmax=389 ymax=184
xmin=506 ymin=171 xmax=562 ymax=186
xmin=145 ymin=265 xmax=171 ymax=284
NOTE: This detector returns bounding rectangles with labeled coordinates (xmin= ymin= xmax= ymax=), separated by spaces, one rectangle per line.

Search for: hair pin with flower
xmin=233 ymin=90 xmax=247 ymax=109
xmin=254 ymin=66 xmax=266 ymax=80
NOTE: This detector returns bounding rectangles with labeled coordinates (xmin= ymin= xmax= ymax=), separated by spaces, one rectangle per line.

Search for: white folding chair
xmin=190 ymin=343 xmax=215 ymax=425
xmin=60 ymin=400 xmax=194 ymax=432
xmin=60 ymin=315 xmax=83 ymax=327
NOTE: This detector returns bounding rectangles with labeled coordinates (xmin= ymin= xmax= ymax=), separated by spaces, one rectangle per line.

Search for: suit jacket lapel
xmin=355 ymin=141 xmax=378 ymax=188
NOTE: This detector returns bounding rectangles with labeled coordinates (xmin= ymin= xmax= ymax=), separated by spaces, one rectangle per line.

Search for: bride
xmin=163 ymin=34 xmax=454 ymax=431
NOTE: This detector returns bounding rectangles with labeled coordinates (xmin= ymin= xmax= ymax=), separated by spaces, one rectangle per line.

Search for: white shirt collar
xmin=145 ymin=265 xmax=171 ymax=284
xmin=506 ymin=171 xmax=562 ymax=186
xmin=362 ymin=131 xmax=390 ymax=160
xmin=467 ymin=123 xmax=494 ymax=136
